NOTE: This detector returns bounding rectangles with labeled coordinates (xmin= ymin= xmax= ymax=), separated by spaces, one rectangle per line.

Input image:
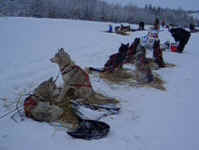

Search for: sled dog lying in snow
xmin=135 ymin=44 xmax=154 ymax=83
xmin=24 ymin=77 xmax=64 ymax=122
xmin=50 ymin=48 xmax=94 ymax=103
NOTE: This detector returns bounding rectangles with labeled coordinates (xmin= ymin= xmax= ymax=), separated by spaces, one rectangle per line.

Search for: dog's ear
xmin=59 ymin=48 xmax=65 ymax=54
xmin=48 ymin=77 xmax=54 ymax=82
xmin=126 ymin=43 xmax=129 ymax=47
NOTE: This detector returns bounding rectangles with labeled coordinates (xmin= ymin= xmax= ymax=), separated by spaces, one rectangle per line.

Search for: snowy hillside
xmin=0 ymin=17 xmax=199 ymax=150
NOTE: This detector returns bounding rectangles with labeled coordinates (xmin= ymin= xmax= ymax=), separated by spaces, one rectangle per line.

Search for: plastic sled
xmin=67 ymin=119 xmax=110 ymax=140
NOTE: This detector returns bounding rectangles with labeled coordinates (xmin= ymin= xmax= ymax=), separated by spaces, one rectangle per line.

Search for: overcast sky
xmin=103 ymin=0 xmax=198 ymax=11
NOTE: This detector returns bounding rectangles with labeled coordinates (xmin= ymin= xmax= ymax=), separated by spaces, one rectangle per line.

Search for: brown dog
xmin=50 ymin=48 xmax=93 ymax=103
xmin=135 ymin=45 xmax=154 ymax=83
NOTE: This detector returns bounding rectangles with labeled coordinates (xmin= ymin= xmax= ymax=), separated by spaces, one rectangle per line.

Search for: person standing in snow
xmin=108 ymin=24 xmax=113 ymax=33
xmin=169 ymin=28 xmax=191 ymax=53
xmin=153 ymin=18 xmax=160 ymax=31
xmin=161 ymin=20 xmax=166 ymax=28
xmin=139 ymin=21 xmax=145 ymax=31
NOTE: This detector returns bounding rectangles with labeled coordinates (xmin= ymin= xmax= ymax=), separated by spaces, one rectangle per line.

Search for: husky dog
xmin=24 ymin=77 xmax=63 ymax=122
xmin=153 ymin=40 xmax=165 ymax=68
xmin=126 ymin=38 xmax=140 ymax=63
xmin=135 ymin=45 xmax=154 ymax=83
xmin=50 ymin=48 xmax=93 ymax=103
xmin=33 ymin=77 xmax=60 ymax=103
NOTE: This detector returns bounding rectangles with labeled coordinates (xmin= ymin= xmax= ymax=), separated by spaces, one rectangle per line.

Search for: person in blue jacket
xmin=108 ymin=24 xmax=113 ymax=33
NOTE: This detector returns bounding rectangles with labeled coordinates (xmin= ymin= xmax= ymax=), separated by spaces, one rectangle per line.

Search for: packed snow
xmin=0 ymin=17 xmax=199 ymax=150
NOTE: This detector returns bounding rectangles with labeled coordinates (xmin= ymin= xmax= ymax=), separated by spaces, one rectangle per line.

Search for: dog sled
xmin=103 ymin=30 xmax=130 ymax=36
xmin=104 ymin=25 xmax=131 ymax=36
xmin=23 ymin=91 xmax=119 ymax=140
xmin=22 ymin=57 xmax=120 ymax=140
xmin=24 ymin=96 xmax=111 ymax=140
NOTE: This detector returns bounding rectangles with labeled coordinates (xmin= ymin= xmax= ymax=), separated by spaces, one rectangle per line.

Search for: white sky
xmin=104 ymin=0 xmax=199 ymax=10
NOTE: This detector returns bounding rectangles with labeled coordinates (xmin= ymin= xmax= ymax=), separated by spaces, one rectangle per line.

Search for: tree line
xmin=0 ymin=0 xmax=198 ymax=26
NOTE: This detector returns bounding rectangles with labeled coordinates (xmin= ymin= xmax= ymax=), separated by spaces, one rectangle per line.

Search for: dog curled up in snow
xmin=24 ymin=77 xmax=64 ymax=122
xmin=50 ymin=48 xmax=94 ymax=103
xmin=33 ymin=77 xmax=60 ymax=103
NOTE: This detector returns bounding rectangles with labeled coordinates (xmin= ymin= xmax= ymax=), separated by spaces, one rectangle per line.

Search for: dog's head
xmin=135 ymin=45 xmax=146 ymax=62
xmin=34 ymin=77 xmax=58 ymax=101
xmin=119 ymin=43 xmax=129 ymax=54
xmin=130 ymin=38 xmax=140 ymax=48
xmin=50 ymin=48 xmax=72 ymax=66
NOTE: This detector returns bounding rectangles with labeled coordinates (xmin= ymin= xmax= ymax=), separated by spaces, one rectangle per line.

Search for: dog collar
xmin=60 ymin=64 xmax=70 ymax=73
xmin=61 ymin=65 xmax=75 ymax=75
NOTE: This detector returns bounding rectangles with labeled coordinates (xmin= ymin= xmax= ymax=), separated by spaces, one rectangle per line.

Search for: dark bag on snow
xmin=67 ymin=119 xmax=110 ymax=140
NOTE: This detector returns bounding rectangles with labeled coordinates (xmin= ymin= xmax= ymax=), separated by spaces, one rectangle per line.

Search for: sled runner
xmin=71 ymin=100 xmax=120 ymax=120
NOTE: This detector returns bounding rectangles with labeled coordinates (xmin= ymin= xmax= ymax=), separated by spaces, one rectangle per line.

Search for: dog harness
xmin=60 ymin=64 xmax=71 ymax=75
xmin=24 ymin=96 xmax=37 ymax=118
xmin=61 ymin=65 xmax=92 ymax=89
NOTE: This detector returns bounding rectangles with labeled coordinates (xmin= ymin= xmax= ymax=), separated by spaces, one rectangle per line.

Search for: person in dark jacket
xmin=108 ymin=24 xmax=113 ymax=33
xmin=139 ymin=22 xmax=145 ymax=30
xmin=153 ymin=18 xmax=160 ymax=30
xmin=169 ymin=28 xmax=191 ymax=53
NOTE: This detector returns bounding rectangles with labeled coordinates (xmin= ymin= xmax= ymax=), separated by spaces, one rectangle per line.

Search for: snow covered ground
xmin=0 ymin=17 xmax=199 ymax=150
